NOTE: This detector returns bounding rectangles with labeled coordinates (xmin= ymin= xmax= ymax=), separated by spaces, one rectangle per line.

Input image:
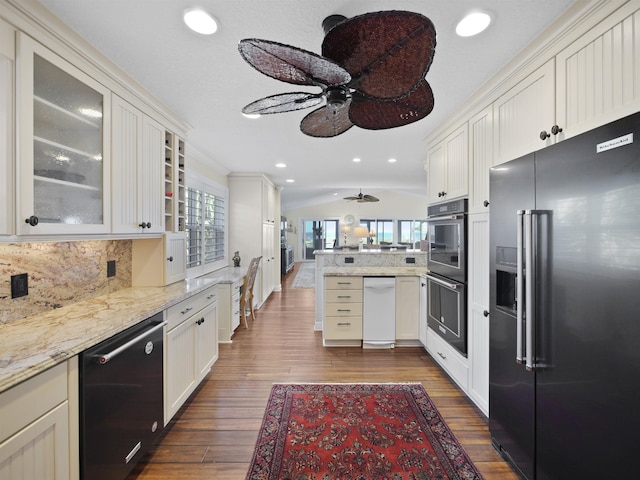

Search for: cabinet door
xmin=395 ymin=276 xmax=420 ymax=341
xmin=467 ymin=213 xmax=489 ymax=415
xmin=17 ymin=33 xmax=111 ymax=235
xmin=165 ymin=318 xmax=197 ymax=423
xmin=141 ymin=115 xmax=164 ymax=233
xmin=0 ymin=402 xmax=70 ymax=480
xmin=469 ymin=106 xmax=493 ymax=214
xmin=419 ymin=277 xmax=428 ymax=347
xmin=444 ymin=124 xmax=468 ymax=201
xmin=556 ymin=3 xmax=640 ymax=140
xmin=493 ymin=59 xmax=556 ymax=165
xmin=196 ymin=302 xmax=218 ymax=381
xmin=262 ymin=179 xmax=276 ymax=224
xmin=426 ymin=141 xmax=445 ymax=204
xmin=111 ymin=94 xmax=142 ymax=233
xmin=261 ymin=223 xmax=275 ymax=304
xmin=0 ymin=19 xmax=14 ymax=236
xmin=165 ymin=232 xmax=186 ymax=284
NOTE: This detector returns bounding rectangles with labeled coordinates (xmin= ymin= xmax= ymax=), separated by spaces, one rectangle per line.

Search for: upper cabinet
xmin=0 ymin=18 xmax=14 ymax=236
xmin=469 ymin=105 xmax=494 ymax=214
xmin=111 ymin=94 xmax=164 ymax=234
xmin=17 ymin=33 xmax=111 ymax=235
xmin=555 ymin=2 xmax=640 ymax=140
xmin=163 ymin=130 xmax=186 ymax=233
xmin=426 ymin=124 xmax=468 ymax=205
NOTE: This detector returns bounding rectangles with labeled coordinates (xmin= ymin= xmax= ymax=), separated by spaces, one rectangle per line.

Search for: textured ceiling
xmin=37 ymin=0 xmax=577 ymax=211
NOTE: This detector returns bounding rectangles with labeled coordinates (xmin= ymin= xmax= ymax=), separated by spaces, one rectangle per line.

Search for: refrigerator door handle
xmin=525 ymin=210 xmax=535 ymax=371
xmin=516 ymin=210 xmax=525 ymax=364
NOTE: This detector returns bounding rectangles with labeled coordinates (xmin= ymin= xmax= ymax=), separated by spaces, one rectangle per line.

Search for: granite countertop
xmin=314 ymin=249 xmax=426 ymax=254
xmin=0 ymin=266 xmax=246 ymax=394
xmin=323 ymin=267 xmax=428 ymax=276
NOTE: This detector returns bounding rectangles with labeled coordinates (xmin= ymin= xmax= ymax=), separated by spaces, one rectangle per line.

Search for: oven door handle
xmin=97 ymin=321 xmax=167 ymax=365
xmin=426 ymin=274 xmax=462 ymax=290
xmin=426 ymin=214 xmax=465 ymax=222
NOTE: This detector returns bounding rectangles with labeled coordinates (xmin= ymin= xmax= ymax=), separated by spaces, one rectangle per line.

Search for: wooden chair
xmin=240 ymin=256 xmax=262 ymax=328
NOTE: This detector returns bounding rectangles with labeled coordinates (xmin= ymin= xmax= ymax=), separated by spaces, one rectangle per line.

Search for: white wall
xmin=283 ymin=190 xmax=427 ymax=261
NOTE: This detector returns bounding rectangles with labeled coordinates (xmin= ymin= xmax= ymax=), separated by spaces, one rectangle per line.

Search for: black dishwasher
xmin=80 ymin=312 xmax=165 ymax=480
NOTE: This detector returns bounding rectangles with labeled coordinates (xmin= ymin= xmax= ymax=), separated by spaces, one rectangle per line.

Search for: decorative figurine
xmin=232 ymin=251 xmax=241 ymax=267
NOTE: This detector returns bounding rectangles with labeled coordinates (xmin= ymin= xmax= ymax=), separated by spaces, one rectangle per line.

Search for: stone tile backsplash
xmin=0 ymin=240 xmax=131 ymax=324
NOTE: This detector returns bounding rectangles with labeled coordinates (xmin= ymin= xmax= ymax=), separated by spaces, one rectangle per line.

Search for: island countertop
xmin=0 ymin=266 xmax=246 ymax=394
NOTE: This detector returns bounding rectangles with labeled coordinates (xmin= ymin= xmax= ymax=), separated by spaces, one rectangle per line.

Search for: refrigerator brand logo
xmin=597 ymin=133 xmax=633 ymax=153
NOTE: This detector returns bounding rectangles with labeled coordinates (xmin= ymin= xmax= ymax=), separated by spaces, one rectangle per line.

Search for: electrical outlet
xmin=107 ymin=260 xmax=116 ymax=278
xmin=11 ymin=273 xmax=28 ymax=298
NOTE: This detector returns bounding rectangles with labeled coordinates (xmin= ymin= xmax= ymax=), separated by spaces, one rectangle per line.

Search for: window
xmin=185 ymin=175 xmax=228 ymax=277
xmin=360 ymin=219 xmax=393 ymax=244
xmin=398 ymin=220 xmax=428 ymax=246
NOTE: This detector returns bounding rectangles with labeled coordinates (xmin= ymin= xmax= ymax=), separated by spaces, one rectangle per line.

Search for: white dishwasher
xmin=363 ymin=277 xmax=396 ymax=348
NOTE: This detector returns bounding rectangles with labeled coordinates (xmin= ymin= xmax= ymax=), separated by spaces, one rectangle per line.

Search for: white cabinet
xmin=131 ymin=232 xmax=186 ymax=286
xmin=418 ymin=275 xmax=428 ymax=348
xmin=0 ymin=18 xmax=14 ymax=236
xmin=427 ymin=124 xmax=468 ymax=204
xmin=468 ymin=105 xmax=494 ymax=214
xmin=426 ymin=326 xmax=468 ymax=391
xmin=217 ymin=278 xmax=242 ymax=343
xmin=17 ymin=33 xmax=111 ymax=235
xmin=395 ymin=276 xmax=420 ymax=343
xmin=229 ymin=174 xmax=279 ymax=307
xmin=0 ymin=360 xmax=76 ymax=480
xmin=555 ymin=2 xmax=640 ymax=140
xmin=467 ymin=213 xmax=490 ymax=416
xmin=111 ymin=94 xmax=164 ymax=234
xmin=164 ymin=287 xmax=218 ymax=424
xmin=493 ymin=59 xmax=557 ymax=166
xmin=163 ymin=131 xmax=186 ymax=232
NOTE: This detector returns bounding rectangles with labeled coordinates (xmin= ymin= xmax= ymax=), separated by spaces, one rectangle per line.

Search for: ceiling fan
xmin=344 ymin=190 xmax=379 ymax=203
xmin=238 ymin=10 xmax=436 ymax=137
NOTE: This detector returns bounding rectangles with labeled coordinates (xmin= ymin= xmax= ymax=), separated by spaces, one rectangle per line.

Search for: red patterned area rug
xmin=246 ymin=383 xmax=483 ymax=480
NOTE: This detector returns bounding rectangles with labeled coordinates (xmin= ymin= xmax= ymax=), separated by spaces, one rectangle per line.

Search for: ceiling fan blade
xmin=242 ymin=92 xmax=323 ymax=115
xmin=343 ymin=196 xmax=359 ymax=201
xmin=300 ymin=102 xmax=354 ymax=137
xmin=349 ymin=80 xmax=434 ymax=130
xmin=239 ymin=38 xmax=351 ymax=87
xmin=322 ymin=11 xmax=436 ymax=99
xmin=362 ymin=194 xmax=379 ymax=202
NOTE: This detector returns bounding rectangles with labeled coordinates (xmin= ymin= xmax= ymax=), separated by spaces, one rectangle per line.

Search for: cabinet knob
xmin=483 ymin=310 xmax=490 ymax=317
xmin=25 ymin=215 xmax=39 ymax=226
xmin=483 ymin=200 xmax=490 ymax=207
xmin=540 ymin=130 xmax=550 ymax=140
xmin=139 ymin=222 xmax=151 ymax=229
xmin=167 ymin=256 xmax=174 ymax=262
xmin=551 ymin=125 xmax=563 ymax=135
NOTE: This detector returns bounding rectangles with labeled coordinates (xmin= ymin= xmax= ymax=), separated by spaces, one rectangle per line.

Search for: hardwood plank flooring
xmin=128 ymin=263 xmax=518 ymax=480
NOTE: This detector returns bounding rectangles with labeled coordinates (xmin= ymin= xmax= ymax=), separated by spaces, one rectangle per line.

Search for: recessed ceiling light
xmin=183 ymin=9 xmax=218 ymax=35
xmin=242 ymin=112 xmax=260 ymax=119
xmin=456 ymin=12 xmax=491 ymax=37
xmin=286 ymin=179 xmax=295 ymax=183
xmin=353 ymin=157 xmax=361 ymax=163
xmin=275 ymin=163 xmax=287 ymax=168
xmin=388 ymin=158 xmax=397 ymax=163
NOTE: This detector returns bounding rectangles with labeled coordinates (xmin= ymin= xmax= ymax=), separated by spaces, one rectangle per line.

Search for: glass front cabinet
xmin=17 ymin=33 xmax=110 ymax=234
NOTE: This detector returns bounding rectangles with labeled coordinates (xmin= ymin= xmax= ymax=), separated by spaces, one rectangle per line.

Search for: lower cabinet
xmin=0 ymin=359 xmax=77 ymax=480
xmin=217 ymin=278 xmax=242 ymax=343
xmin=164 ymin=287 xmax=218 ymax=424
xmin=426 ymin=327 xmax=469 ymax=391
xmin=323 ymin=276 xmax=363 ymax=346
xmin=395 ymin=276 xmax=420 ymax=343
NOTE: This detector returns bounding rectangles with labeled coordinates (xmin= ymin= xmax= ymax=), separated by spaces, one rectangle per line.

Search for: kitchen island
xmin=314 ymin=249 xmax=428 ymax=347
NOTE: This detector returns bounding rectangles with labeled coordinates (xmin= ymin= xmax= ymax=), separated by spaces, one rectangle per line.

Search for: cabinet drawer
xmin=325 ymin=289 xmax=363 ymax=303
xmin=325 ymin=303 xmax=363 ymax=317
xmin=325 ymin=276 xmax=362 ymax=290
xmin=426 ymin=328 xmax=468 ymax=390
xmin=0 ymin=361 xmax=67 ymax=443
xmin=167 ymin=286 xmax=217 ymax=331
xmin=325 ymin=316 xmax=363 ymax=340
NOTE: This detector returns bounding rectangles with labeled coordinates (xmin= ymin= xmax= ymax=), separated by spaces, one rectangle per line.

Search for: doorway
xmin=301 ymin=219 xmax=338 ymax=260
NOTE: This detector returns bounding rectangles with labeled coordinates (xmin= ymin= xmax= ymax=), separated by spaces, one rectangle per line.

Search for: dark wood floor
xmin=129 ymin=263 xmax=518 ymax=479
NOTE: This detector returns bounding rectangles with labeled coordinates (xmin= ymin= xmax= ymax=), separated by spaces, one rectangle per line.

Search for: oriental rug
xmin=246 ymin=383 xmax=483 ymax=480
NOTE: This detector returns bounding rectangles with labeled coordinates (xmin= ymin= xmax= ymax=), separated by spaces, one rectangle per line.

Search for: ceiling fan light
xmin=456 ymin=12 xmax=491 ymax=37
xmin=183 ymin=9 xmax=218 ymax=35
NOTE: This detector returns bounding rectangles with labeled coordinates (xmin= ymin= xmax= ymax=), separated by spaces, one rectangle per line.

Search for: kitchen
xmin=2 ymin=0 xmax=640 ymax=479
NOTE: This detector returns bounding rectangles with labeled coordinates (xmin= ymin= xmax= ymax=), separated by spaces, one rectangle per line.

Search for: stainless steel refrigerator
xmin=489 ymin=112 xmax=640 ymax=480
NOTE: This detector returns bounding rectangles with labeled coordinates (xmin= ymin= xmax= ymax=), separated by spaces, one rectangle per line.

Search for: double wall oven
xmin=425 ymin=199 xmax=468 ymax=356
